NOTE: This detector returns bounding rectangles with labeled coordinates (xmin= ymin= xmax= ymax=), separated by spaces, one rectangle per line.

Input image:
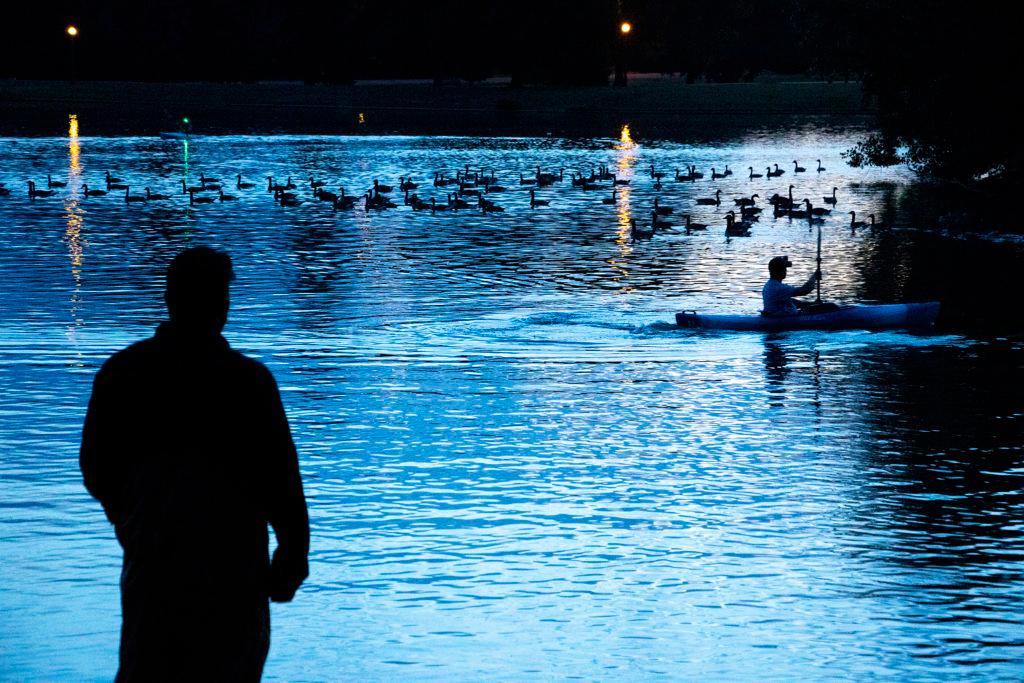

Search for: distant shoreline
xmin=0 ymin=79 xmax=872 ymax=138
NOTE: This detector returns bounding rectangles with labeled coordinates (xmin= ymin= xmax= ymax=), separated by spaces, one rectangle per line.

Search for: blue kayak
xmin=676 ymin=302 xmax=940 ymax=332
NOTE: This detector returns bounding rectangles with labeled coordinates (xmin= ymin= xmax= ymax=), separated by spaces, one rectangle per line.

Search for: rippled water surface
xmin=2 ymin=128 xmax=1023 ymax=680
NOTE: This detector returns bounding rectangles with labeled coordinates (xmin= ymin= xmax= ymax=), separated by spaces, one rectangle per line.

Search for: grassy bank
xmin=0 ymin=79 xmax=871 ymax=138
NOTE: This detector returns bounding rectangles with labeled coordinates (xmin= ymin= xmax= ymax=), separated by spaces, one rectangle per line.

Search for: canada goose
xmin=723 ymin=165 xmax=733 ymax=176
xmin=267 ymin=177 xmax=289 ymax=192
xmin=373 ymin=179 xmax=392 ymax=194
xmin=689 ymin=166 xmax=704 ymax=180
xmin=316 ymin=187 xmax=337 ymax=203
xmin=675 ymin=168 xmax=691 ymax=182
xmin=793 ymin=160 xmax=806 ymax=173
xmin=519 ymin=173 xmax=536 ymax=186
xmin=447 ymin=193 xmax=470 ymax=210
xmin=725 ymin=212 xmax=752 ymax=237
xmin=309 ymin=176 xmax=326 ymax=189
xmin=695 ymin=189 xmax=722 ymax=206
xmin=653 ymin=196 xmax=673 ymax=215
xmin=651 ymin=211 xmax=673 ymax=230
xmin=803 ymin=199 xmax=830 ymax=216
xmin=47 ymin=174 xmax=66 ymax=188
xmin=749 ymin=167 xmax=763 ymax=179
xmin=479 ymin=196 xmax=504 ymax=213
xmin=816 ymin=160 xmax=826 ymax=173
xmin=276 ymin=190 xmax=301 ymax=207
xmin=868 ymin=214 xmax=887 ymax=230
xmin=683 ymin=215 xmax=708 ymax=231
xmin=849 ymin=211 xmax=868 ymax=230
xmin=28 ymin=181 xmax=55 ymax=197
xmin=769 ymin=185 xmax=797 ymax=209
xmin=602 ymin=189 xmax=618 ymax=205
xmin=711 ymin=168 xmax=725 ymax=180
xmin=219 ymin=189 xmax=238 ymax=202
xmin=188 ymin=189 xmax=214 ymax=205
xmin=650 ymin=164 xmax=666 ymax=180
xmin=124 ymin=187 xmax=146 ymax=203
xmin=200 ymin=173 xmax=221 ymax=184
xmin=774 ymin=164 xmax=786 ymax=176
xmin=612 ymin=174 xmax=629 ymax=186
xmin=105 ymin=171 xmax=124 ymax=184
xmin=766 ymin=166 xmax=779 ymax=178
xmin=334 ymin=188 xmax=357 ymax=208
xmin=236 ymin=175 xmax=255 ymax=189
xmin=734 ymin=193 xmax=759 ymax=207
xmin=145 ymin=188 xmax=169 ymax=200
xmin=539 ymin=167 xmax=562 ymax=183
xmin=430 ymin=198 xmax=450 ymax=213
xmin=786 ymin=205 xmax=809 ymax=219
xmin=529 ymin=190 xmax=549 ymax=208
xmin=107 ymin=178 xmax=129 ymax=191
xmin=823 ymin=187 xmax=838 ymax=205
xmin=740 ymin=205 xmax=761 ymax=221
xmin=82 ymin=184 xmax=107 ymax=196
xmin=630 ymin=218 xmax=656 ymax=239
xmin=182 ymin=179 xmax=204 ymax=194
xmin=333 ymin=196 xmax=356 ymax=211
xmin=399 ymin=176 xmax=418 ymax=191
xmin=199 ymin=177 xmax=221 ymax=191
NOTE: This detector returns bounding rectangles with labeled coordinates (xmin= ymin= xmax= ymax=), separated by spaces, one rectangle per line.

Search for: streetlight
xmin=66 ymin=25 xmax=79 ymax=83
xmin=614 ymin=20 xmax=632 ymax=87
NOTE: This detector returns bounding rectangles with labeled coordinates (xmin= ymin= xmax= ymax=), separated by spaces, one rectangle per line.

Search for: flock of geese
xmin=5 ymin=158 xmax=887 ymax=239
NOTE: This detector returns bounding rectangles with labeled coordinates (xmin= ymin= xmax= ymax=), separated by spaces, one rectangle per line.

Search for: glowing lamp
xmin=66 ymin=25 xmax=79 ymax=37
xmin=620 ymin=22 xmax=632 ymax=35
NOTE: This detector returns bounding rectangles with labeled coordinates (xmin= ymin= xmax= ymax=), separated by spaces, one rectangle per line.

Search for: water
xmin=1 ymin=126 xmax=1023 ymax=680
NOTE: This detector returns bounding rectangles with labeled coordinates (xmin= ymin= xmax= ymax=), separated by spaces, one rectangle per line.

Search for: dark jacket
xmin=80 ymin=322 xmax=309 ymax=682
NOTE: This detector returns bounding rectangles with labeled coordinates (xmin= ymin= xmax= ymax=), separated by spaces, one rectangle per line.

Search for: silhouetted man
xmin=81 ymin=247 xmax=309 ymax=681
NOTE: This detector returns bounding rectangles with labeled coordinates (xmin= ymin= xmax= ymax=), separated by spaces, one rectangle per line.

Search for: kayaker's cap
xmin=769 ymin=255 xmax=793 ymax=270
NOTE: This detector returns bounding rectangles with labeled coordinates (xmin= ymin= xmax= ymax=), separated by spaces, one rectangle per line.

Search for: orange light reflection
xmin=65 ymin=115 xmax=84 ymax=333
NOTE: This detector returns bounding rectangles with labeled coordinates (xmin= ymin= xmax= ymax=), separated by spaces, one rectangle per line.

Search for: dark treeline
xmin=4 ymin=2 xmax=1017 ymax=181
xmin=0 ymin=0 xmax=969 ymax=84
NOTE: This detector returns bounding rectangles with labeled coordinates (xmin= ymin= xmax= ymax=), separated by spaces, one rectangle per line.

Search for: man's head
xmin=768 ymin=255 xmax=793 ymax=280
xmin=165 ymin=247 xmax=234 ymax=333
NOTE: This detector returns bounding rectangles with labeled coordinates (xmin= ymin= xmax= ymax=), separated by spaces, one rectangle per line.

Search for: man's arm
xmin=791 ymin=271 xmax=819 ymax=297
xmin=80 ymin=363 xmax=122 ymax=525
xmin=261 ymin=369 xmax=310 ymax=603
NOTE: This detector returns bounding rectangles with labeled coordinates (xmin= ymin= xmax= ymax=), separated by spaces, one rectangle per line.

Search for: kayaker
xmin=762 ymin=255 xmax=820 ymax=316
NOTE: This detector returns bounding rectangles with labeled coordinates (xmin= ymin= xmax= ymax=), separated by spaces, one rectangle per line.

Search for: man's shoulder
xmin=99 ymin=335 xmax=272 ymax=381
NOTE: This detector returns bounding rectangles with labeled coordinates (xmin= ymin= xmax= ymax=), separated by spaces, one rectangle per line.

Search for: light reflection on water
xmin=0 ymin=131 xmax=1022 ymax=680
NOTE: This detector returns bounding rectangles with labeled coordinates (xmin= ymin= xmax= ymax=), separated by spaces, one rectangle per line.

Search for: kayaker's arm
xmin=792 ymin=272 xmax=819 ymax=297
